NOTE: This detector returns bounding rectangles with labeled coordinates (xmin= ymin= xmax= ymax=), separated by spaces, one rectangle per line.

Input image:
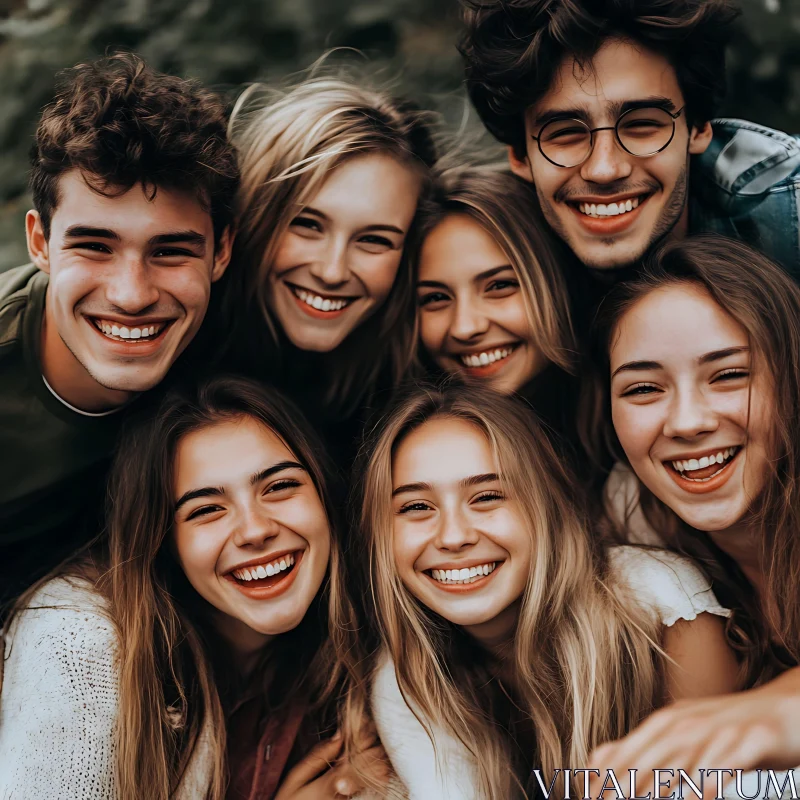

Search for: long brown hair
xmin=224 ymin=64 xmax=438 ymax=416
xmin=582 ymin=234 xmax=800 ymax=684
xmin=354 ymin=381 xmax=662 ymax=799
xmin=8 ymin=376 xmax=359 ymax=799
xmin=414 ymin=167 xmax=578 ymax=376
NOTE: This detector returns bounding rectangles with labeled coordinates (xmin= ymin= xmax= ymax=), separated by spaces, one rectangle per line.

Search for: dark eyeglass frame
xmin=530 ymin=106 xmax=686 ymax=168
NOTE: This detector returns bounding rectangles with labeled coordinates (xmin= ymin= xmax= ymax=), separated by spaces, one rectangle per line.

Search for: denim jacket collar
xmin=690 ymin=118 xmax=800 ymax=277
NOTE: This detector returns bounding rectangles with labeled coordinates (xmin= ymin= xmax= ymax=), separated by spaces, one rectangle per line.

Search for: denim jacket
xmin=691 ymin=118 xmax=800 ymax=279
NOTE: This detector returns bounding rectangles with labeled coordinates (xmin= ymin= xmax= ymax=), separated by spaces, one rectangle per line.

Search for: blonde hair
xmin=226 ymin=65 xmax=438 ymax=415
xmin=356 ymin=382 xmax=662 ymax=799
xmin=416 ymin=167 xmax=578 ymax=375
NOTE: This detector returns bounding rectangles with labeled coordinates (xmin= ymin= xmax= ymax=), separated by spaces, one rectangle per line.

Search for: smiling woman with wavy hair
xmin=215 ymin=63 xmax=438 ymax=462
xmin=0 ymin=376 xmax=383 ymax=799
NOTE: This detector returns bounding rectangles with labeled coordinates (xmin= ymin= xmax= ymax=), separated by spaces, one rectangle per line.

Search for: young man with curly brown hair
xmin=0 ymin=53 xmax=239 ymax=601
xmin=460 ymin=0 xmax=800 ymax=277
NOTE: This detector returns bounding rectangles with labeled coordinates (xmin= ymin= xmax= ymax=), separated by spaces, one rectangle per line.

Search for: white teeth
xmin=460 ymin=347 xmax=514 ymax=368
xmin=293 ymin=287 xmax=349 ymax=312
xmin=232 ymin=552 xmax=297 ymax=582
xmin=96 ymin=320 xmax=163 ymax=340
xmin=429 ymin=562 xmax=498 ymax=585
xmin=670 ymin=448 xmax=739 ymax=477
xmin=578 ymin=196 xmax=642 ymax=217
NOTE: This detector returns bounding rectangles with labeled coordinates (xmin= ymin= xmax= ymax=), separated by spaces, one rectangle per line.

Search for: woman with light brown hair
xmin=0 ymin=376 xmax=385 ymax=799
xmin=217 ymin=66 xmax=438 ymax=461
xmin=580 ymin=235 xmax=800 ymax=787
xmin=350 ymin=381 xmax=740 ymax=799
xmin=413 ymin=167 xmax=581 ymax=447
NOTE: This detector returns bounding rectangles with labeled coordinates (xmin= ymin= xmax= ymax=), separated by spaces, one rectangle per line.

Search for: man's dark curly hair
xmin=459 ymin=0 xmax=741 ymax=158
xmin=30 ymin=52 xmax=239 ymax=244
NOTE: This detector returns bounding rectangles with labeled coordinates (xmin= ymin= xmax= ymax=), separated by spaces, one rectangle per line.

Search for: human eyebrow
xmin=296 ymin=207 xmax=329 ymax=221
xmin=360 ymin=224 xmax=405 ymax=236
xmin=250 ymin=461 xmax=305 ymax=485
xmin=532 ymin=107 xmax=592 ymax=130
xmin=460 ymin=472 xmax=500 ymax=489
xmin=476 ymin=265 xmax=515 ymax=281
xmin=148 ymin=230 xmax=207 ymax=251
xmin=416 ymin=280 xmax=450 ymax=290
xmin=611 ymin=360 xmax=663 ymax=378
xmin=63 ymin=225 xmax=121 ymax=241
xmin=698 ymin=346 xmax=749 ymax=365
xmin=610 ymin=96 xmax=679 ymax=117
xmin=175 ymin=485 xmax=225 ymax=513
xmin=392 ymin=481 xmax=433 ymax=497
xmin=533 ymin=96 xmax=679 ymax=131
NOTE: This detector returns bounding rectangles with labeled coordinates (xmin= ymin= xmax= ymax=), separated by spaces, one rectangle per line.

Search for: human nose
xmin=449 ymin=295 xmax=490 ymax=341
xmin=662 ymin=384 xmax=719 ymax=440
xmin=231 ymin=502 xmax=281 ymax=549
xmin=308 ymin=236 xmax=350 ymax=287
xmin=105 ymin=257 xmax=160 ymax=313
xmin=579 ymin=129 xmax=633 ymax=184
xmin=433 ymin=505 xmax=480 ymax=552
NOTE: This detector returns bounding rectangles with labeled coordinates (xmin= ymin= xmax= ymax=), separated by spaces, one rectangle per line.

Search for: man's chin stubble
xmin=536 ymin=166 xmax=689 ymax=272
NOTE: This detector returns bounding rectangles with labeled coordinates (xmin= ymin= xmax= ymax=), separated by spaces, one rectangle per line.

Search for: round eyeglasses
xmin=530 ymin=106 xmax=685 ymax=168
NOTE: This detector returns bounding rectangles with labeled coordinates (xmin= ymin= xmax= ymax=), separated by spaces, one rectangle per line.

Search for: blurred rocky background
xmin=0 ymin=0 xmax=798 ymax=269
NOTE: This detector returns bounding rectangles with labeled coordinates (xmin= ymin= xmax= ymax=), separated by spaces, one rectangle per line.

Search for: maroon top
xmin=226 ymin=697 xmax=307 ymax=800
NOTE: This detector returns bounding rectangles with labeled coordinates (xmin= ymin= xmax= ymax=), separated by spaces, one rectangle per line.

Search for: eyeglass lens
xmin=537 ymin=106 xmax=677 ymax=168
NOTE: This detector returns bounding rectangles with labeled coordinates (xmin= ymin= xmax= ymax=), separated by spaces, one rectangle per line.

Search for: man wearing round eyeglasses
xmin=460 ymin=0 xmax=800 ymax=277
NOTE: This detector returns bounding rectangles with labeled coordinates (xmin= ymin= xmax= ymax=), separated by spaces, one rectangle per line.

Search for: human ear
xmin=688 ymin=120 xmax=713 ymax=156
xmin=508 ymin=145 xmax=534 ymax=184
xmin=211 ymin=224 xmax=234 ymax=282
xmin=26 ymin=210 xmax=50 ymax=273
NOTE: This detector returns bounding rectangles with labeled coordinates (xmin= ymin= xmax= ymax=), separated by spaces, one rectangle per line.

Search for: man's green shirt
xmin=0 ymin=264 xmax=124 ymax=599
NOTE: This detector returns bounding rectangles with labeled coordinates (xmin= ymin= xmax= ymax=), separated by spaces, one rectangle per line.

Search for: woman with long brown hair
xmin=0 ymin=376 xmax=384 ymax=799
xmin=413 ymin=168 xmax=580 ymax=444
xmin=351 ymin=381 xmax=739 ymax=799
xmin=582 ymin=235 xmax=800 ymax=784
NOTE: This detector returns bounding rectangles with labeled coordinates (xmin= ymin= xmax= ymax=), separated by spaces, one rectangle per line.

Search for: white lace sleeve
xmin=0 ymin=578 xmax=120 ymax=800
xmin=609 ymin=546 xmax=731 ymax=627
xmin=371 ymin=651 xmax=486 ymax=800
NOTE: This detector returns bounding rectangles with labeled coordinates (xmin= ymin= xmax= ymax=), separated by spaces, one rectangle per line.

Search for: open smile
xmin=286 ymin=282 xmax=359 ymax=319
xmin=423 ymin=560 xmax=503 ymax=593
xmin=87 ymin=316 xmax=174 ymax=351
xmin=568 ymin=192 xmax=653 ymax=234
xmin=663 ymin=446 xmax=742 ymax=494
xmin=225 ymin=548 xmax=304 ymax=599
xmin=455 ymin=344 xmax=520 ymax=377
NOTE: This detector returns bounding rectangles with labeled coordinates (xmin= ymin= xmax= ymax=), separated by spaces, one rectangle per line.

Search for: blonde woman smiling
xmin=218 ymin=68 xmax=437 ymax=460
xmin=352 ymin=383 xmax=740 ymax=800
xmin=0 ymin=377 xmax=385 ymax=799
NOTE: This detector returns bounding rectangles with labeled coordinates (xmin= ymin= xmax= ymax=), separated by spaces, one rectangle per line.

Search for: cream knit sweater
xmin=0 ymin=577 xmax=213 ymax=799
